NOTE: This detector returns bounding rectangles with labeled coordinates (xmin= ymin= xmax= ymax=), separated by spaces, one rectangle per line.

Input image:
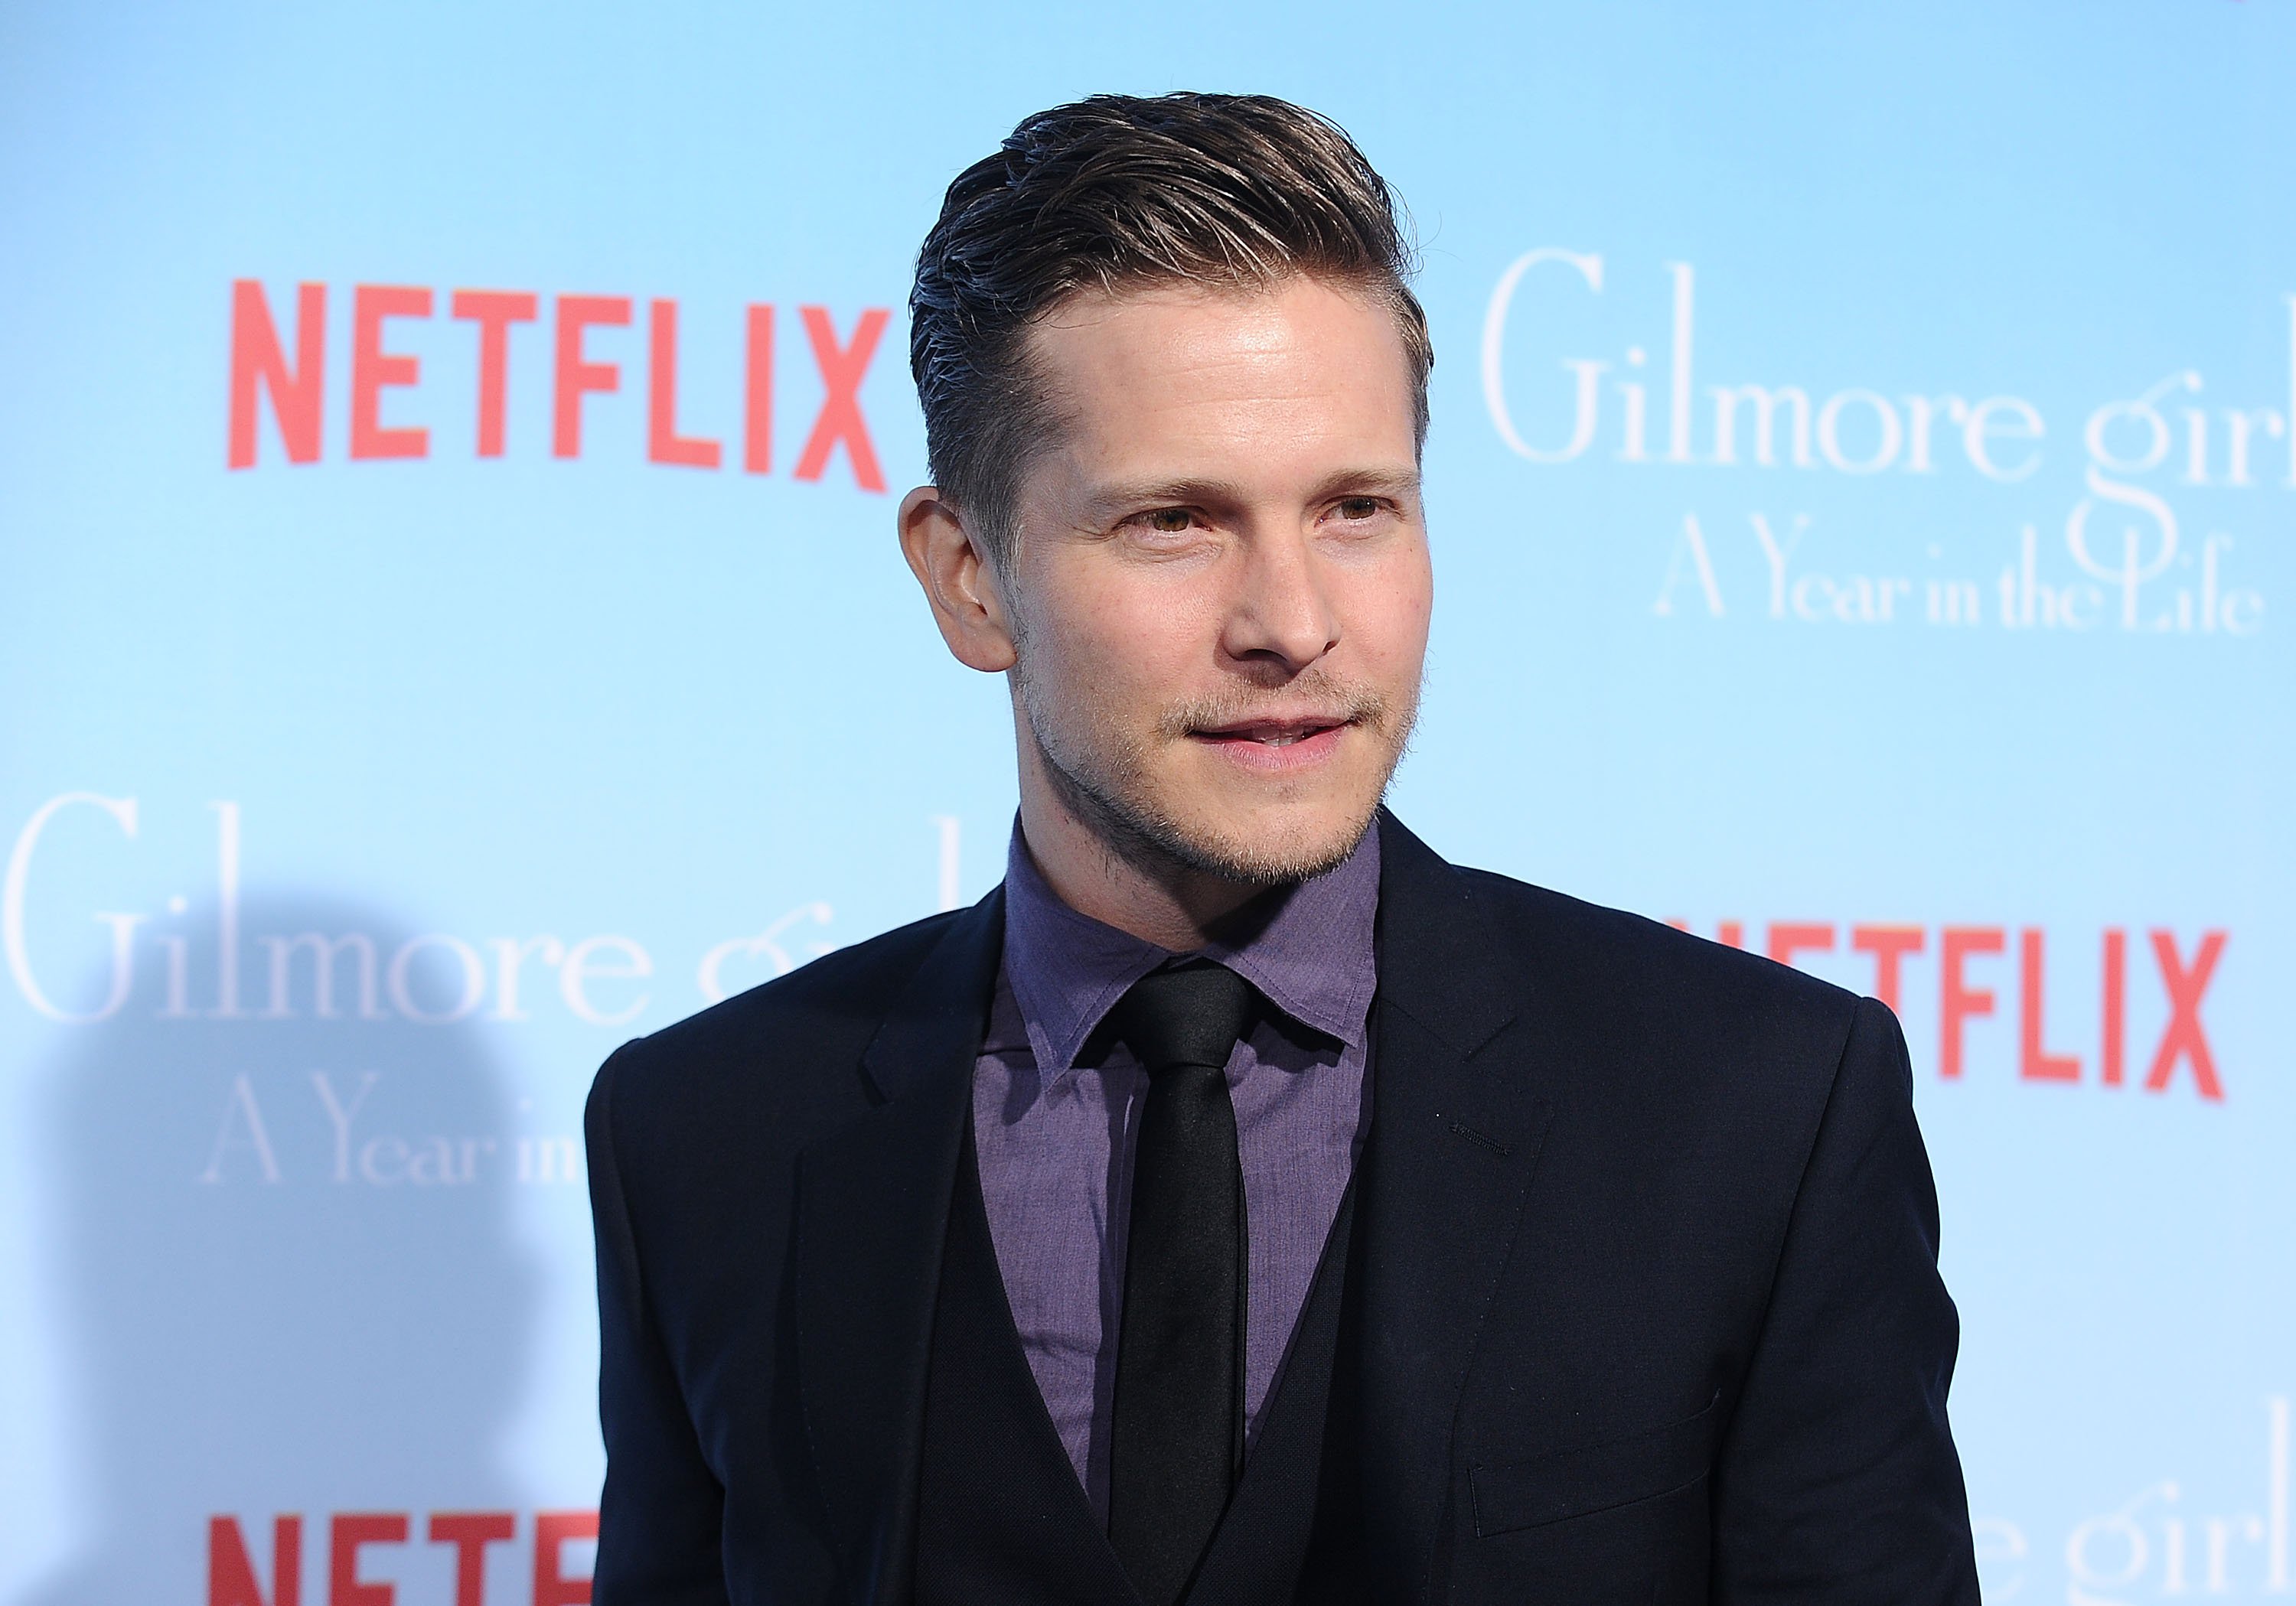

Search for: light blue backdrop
xmin=2 ymin=3 xmax=2288 ymax=1602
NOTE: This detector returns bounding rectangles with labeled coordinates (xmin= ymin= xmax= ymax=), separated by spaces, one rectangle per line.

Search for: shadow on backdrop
xmin=20 ymin=892 xmax=542 ymax=1604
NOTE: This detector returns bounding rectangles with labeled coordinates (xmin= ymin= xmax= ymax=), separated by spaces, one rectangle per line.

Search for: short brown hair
xmin=908 ymin=93 xmax=1431 ymax=566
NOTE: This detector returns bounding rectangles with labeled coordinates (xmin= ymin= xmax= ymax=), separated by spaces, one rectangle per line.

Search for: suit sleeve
xmin=587 ymin=1041 xmax=732 ymax=1606
xmin=1711 ymin=996 xmax=1982 ymax=1604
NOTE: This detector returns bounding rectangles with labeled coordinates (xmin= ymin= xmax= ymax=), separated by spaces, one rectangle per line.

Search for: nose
xmin=1219 ymin=525 xmax=1339 ymax=679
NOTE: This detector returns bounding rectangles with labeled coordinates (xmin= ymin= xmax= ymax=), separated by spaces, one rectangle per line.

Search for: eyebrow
xmin=1081 ymin=466 xmax=1421 ymax=519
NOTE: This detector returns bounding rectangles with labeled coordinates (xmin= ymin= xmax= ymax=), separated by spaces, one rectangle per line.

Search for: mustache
xmin=1154 ymin=671 xmax=1393 ymax=741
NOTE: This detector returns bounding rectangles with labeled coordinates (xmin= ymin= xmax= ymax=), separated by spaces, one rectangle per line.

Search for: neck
xmin=1013 ymin=740 xmax=1267 ymax=954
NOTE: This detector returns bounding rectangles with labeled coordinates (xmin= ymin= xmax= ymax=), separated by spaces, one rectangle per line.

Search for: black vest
xmin=915 ymin=1133 xmax=1361 ymax=1606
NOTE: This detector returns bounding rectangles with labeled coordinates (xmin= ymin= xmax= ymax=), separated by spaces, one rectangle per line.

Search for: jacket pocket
xmin=1469 ymin=1393 xmax=1722 ymax=1539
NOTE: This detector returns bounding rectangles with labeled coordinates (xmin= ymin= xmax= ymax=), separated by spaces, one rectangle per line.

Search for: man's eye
xmin=1336 ymin=497 xmax=1382 ymax=521
xmin=1143 ymin=508 xmax=1195 ymax=533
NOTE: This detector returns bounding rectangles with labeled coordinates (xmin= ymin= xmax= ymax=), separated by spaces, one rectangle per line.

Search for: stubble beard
xmin=1016 ymin=656 xmax=1420 ymax=890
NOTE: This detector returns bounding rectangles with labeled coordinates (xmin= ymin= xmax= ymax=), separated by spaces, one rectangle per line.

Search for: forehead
xmin=1021 ymin=276 xmax=1419 ymax=495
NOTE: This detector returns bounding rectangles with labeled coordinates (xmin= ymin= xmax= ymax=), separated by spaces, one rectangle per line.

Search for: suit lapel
xmin=1352 ymin=813 xmax=1557 ymax=1601
xmin=795 ymin=888 xmax=1004 ymax=1606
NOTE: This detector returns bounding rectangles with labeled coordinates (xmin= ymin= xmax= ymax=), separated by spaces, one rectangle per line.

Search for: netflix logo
xmin=226 ymin=279 xmax=892 ymax=490
xmin=210 ymin=1510 xmax=595 ymax=1606
xmin=1675 ymin=920 xmax=2229 ymax=1100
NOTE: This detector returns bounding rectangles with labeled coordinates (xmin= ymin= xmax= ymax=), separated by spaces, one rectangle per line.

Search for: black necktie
xmin=1105 ymin=959 xmax=1256 ymax=1606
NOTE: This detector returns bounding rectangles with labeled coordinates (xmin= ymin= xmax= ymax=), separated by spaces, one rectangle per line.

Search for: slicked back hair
xmin=908 ymin=93 xmax=1431 ymax=569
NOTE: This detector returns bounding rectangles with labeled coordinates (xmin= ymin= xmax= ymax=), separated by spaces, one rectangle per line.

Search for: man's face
xmin=1000 ymin=275 xmax=1432 ymax=884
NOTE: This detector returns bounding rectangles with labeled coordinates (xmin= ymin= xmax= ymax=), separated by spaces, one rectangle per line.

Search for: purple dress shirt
xmin=971 ymin=822 xmax=1379 ymax=1517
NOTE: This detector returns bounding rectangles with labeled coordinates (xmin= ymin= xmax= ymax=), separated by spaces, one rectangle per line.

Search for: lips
xmin=1192 ymin=715 xmax=1352 ymax=748
xmin=1181 ymin=714 xmax=1358 ymax=776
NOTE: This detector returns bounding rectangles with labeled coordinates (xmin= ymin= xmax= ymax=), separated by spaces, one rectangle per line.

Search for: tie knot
xmin=1108 ymin=960 xmax=1257 ymax=1077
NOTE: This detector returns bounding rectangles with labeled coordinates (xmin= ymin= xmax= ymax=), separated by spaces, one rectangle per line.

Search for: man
xmin=585 ymin=93 xmax=1981 ymax=1604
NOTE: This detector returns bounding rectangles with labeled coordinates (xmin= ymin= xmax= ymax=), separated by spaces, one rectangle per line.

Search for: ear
xmin=899 ymin=486 xmax=1017 ymax=673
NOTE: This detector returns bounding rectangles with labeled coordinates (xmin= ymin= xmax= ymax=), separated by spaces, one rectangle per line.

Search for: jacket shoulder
xmin=1452 ymin=864 xmax=1867 ymax=1068
xmin=592 ymin=907 xmax=966 ymax=1129
xmin=651 ymin=907 xmax=960 ymax=1057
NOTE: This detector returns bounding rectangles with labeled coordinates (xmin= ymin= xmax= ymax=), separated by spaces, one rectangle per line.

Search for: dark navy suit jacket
xmin=585 ymin=812 xmax=1981 ymax=1604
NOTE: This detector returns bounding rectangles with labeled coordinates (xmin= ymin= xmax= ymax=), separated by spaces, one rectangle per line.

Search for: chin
xmin=1161 ymin=794 xmax=1380 ymax=884
xmin=1026 ymin=695 xmax=1400 ymax=888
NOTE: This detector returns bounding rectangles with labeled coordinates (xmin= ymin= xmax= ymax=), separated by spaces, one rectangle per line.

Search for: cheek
xmin=1340 ymin=546 xmax=1435 ymax=673
xmin=1024 ymin=568 xmax=1205 ymax=709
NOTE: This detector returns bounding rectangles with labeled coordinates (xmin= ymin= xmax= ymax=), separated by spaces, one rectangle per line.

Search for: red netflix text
xmin=1670 ymin=920 xmax=2229 ymax=1101
xmin=227 ymin=279 xmax=890 ymax=490
xmin=209 ymin=1510 xmax=595 ymax=1606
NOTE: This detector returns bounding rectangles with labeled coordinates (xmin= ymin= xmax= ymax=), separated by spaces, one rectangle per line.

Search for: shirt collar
xmin=996 ymin=816 xmax=1381 ymax=1076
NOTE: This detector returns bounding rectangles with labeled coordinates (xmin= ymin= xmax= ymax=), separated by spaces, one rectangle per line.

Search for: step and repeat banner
xmin=2 ymin=2 xmax=2289 ymax=1602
